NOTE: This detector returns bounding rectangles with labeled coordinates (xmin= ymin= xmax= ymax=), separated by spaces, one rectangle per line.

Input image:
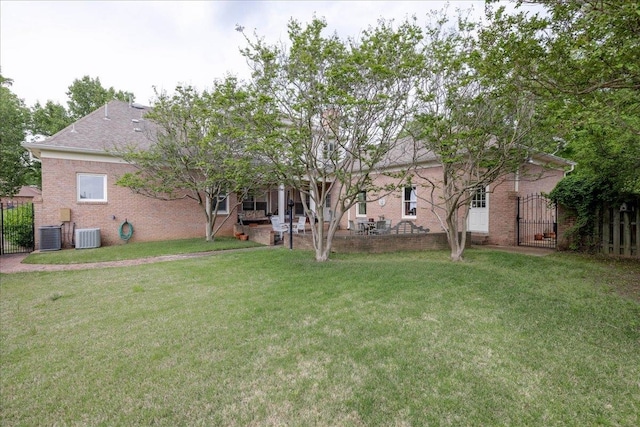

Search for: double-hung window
xmin=77 ymin=173 xmax=107 ymax=202
xmin=323 ymin=139 xmax=336 ymax=161
xmin=403 ymin=185 xmax=417 ymax=217
xmin=356 ymin=191 xmax=367 ymax=216
xmin=215 ymin=193 xmax=229 ymax=214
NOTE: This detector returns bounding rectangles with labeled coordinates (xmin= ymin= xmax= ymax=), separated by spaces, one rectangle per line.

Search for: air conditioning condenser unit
xmin=39 ymin=226 xmax=62 ymax=251
xmin=75 ymin=228 xmax=101 ymax=249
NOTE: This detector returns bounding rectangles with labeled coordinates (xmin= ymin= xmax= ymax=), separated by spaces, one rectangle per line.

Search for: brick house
xmin=23 ymin=100 xmax=574 ymax=250
xmin=23 ymin=100 xmax=238 ymax=249
xmin=336 ymin=139 xmax=575 ymax=246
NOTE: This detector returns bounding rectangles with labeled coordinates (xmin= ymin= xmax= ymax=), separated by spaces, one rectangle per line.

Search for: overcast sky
xmin=2 ymin=1 xmax=504 ymax=108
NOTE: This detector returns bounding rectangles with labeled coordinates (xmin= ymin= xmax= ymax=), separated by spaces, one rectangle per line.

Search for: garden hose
xmin=119 ymin=219 xmax=134 ymax=241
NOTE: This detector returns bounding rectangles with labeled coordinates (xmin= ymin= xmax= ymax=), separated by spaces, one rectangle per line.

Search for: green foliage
xmin=116 ymin=78 xmax=269 ymax=241
xmin=481 ymin=2 xmax=640 ymax=194
xmin=411 ymin=10 xmax=541 ymax=260
xmin=549 ymin=174 xmax=617 ymax=251
xmin=0 ymin=75 xmax=32 ymax=196
xmin=30 ymin=100 xmax=72 ymax=136
xmin=241 ymin=17 xmax=424 ymax=260
xmin=556 ymin=90 xmax=640 ymax=196
xmin=482 ymin=0 xmax=640 ymax=251
xmin=2 ymin=203 xmax=34 ymax=248
xmin=66 ymin=75 xmax=134 ymax=119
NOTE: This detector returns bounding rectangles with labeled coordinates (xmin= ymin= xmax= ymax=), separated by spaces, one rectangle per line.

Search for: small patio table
xmin=357 ymin=219 xmax=376 ymax=235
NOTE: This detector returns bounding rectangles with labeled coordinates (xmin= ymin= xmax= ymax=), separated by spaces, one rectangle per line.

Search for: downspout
xmin=564 ymin=163 xmax=575 ymax=177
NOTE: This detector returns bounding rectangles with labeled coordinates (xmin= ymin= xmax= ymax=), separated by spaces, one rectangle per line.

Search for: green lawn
xmin=22 ymin=237 xmax=262 ymax=264
xmin=1 ymin=248 xmax=639 ymax=426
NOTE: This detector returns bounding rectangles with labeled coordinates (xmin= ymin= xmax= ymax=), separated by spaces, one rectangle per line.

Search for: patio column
xmin=278 ymin=184 xmax=285 ymax=224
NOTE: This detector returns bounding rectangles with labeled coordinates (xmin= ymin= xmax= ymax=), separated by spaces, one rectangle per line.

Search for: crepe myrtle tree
xmin=240 ymin=17 xmax=424 ymax=261
xmin=116 ymin=77 xmax=273 ymax=241
xmin=409 ymin=12 xmax=544 ymax=262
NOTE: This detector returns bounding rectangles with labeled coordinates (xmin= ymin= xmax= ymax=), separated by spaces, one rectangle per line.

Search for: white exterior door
xmin=468 ymin=186 xmax=489 ymax=233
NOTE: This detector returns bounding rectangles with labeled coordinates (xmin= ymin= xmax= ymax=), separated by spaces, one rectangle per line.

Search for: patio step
xmin=471 ymin=233 xmax=490 ymax=245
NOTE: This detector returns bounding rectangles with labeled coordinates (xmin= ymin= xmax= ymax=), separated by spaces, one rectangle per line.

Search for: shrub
xmin=2 ymin=204 xmax=34 ymax=248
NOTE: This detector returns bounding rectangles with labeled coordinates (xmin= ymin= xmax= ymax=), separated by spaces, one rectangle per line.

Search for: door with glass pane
xmin=468 ymin=186 xmax=488 ymax=233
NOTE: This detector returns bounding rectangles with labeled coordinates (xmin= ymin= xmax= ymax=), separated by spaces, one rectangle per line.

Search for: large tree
xmin=66 ymin=75 xmax=134 ymax=119
xmin=30 ymin=100 xmax=72 ymax=137
xmin=116 ymin=77 xmax=272 ymax=241
xmin=480 ymin=0 xmax=640 ymax=248
xmin=0 ymin=75 xmax=34 ymax=196
xmin=481 ymin=0 xmax=640 ymax=195
xmin=242 ymin=17 xmax=424 ymax=261
xmin=410 ymin=12 xmax=546 ymax=261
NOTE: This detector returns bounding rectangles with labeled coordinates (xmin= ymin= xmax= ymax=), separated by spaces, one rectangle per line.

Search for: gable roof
xmin=23 ymin=100 xmax=156 ymax=159
xmin=370 ymin=135 xmax=575 ymax=172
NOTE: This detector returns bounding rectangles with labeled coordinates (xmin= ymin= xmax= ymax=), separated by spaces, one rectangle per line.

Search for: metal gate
xmin=517 ymin=194 xmax=557 ymax=249
xmin=1 ymin=201 xmax=35 ymax=255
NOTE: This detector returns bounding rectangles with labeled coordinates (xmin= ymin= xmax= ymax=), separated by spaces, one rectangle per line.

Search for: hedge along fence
xmin=558 ymin=200 xmax=639 ymax=258
xmin=1 ymin=202 xmax=35 ymax=253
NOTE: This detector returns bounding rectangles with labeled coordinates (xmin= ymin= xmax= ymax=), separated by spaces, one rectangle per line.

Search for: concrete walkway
xmin=0 ymin=244 xmax=554 ymax=274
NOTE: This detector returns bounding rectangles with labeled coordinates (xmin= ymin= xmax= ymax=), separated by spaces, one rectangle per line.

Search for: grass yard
xmin=22 ymin=237 xmax=262 ymax=264
xmin=1 ymin=248 xmax=639 ymax=426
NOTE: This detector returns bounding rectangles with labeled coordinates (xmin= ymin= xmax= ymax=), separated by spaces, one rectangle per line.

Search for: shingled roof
xmin=23 ymin=100 xmax=156 ymax=159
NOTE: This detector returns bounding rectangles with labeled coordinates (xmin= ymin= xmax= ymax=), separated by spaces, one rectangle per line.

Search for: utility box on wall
xmin=59 ymin=208 xmax=71 ymax=222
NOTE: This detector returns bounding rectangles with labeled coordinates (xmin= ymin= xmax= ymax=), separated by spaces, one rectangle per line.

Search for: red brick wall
xmin=334 ymin=164 xmax=566 ymax=247
xmin=337 ymin=169 xmax=449 ymax=234
xmin=35 ymin=158 xmax=236 ymax=248
xmin=518 ymin=165 xmax=564 ymax=195
xmin=292 ymin=232 xmax=470 ymax=253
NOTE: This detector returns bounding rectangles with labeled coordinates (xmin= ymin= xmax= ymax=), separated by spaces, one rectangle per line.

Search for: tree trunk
xmin=312 ymin=210 xmax=328 ymax=262
xmin=445 ymin=210 xmax=465 ymax=262
xmin=311 ymin=207 xmax=342 ymax=262
xmin=205 ymin=195 xmax=214 ymax=242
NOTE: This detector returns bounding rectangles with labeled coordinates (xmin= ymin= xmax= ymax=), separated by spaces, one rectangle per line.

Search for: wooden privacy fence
xmin=597 ymin=201 xmax=639 ymax=257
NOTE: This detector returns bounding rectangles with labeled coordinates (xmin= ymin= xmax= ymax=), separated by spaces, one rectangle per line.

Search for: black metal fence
xmin=1 ymin=201 xmax=35 ymax=255
xmin=517 ymin=194 xmax=557 ymax=249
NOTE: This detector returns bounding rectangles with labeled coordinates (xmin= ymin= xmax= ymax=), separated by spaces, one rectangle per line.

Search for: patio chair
xmin=293 ymin=216 xmax=307 ymax=234
xmin=270 ymin=217 xmax=289 ymax=240
xmin=370 ymin=220 xmax=390 ymax=235
xmin=348 ymin=220 xmax=364 ymax=235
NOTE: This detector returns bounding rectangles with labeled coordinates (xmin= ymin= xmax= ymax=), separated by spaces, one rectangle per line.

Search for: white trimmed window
xmin=216 ymin=193 xmax=229 ymax=214
xmin=77 ymin=173 xmax=107 ymax=202
xmin=402 ymin=185 xmax=417 ymax=218
xmin=356 ymin=191 xmax=367 ymax=216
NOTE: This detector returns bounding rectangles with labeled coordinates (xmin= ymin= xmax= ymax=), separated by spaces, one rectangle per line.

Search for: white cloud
xmin=1 ymin=0 xmax=490 ymax=108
